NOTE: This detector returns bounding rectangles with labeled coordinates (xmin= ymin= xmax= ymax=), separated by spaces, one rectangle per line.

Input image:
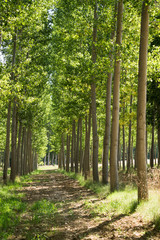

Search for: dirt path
xmin=11 ymin=169 xmax=160 ymax=240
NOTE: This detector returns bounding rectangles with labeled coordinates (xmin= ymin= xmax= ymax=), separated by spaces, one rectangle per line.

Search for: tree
xmin=102 ymin=0 xmax=117 ymax=184
xmin=91 ymin=0 xmax=99 ymax=182
xmin=136 ymin=0 xmax=149 ymax=202
xmin=110 ymin=0 xmax=123 ymax=192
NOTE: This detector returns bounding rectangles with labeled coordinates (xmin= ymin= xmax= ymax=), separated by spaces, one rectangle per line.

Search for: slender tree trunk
xmin=127 ymin=94 xmax=132 ymax=172
xmin=136 ymin=0 xmax=149 ymax=202
xmin=110 ymin=0 xmax=123 ymax=192
xmin=44 ymin=155 xmax=46 ymax=166
xmin=35 ymin=153 xmax=38 ymax=170
xmin=154 ymin=140 xmax=157 ymax=166
xmin=102 ymin=0 xmax=117 ymax=185
xmin=10 ymin=100 xmax=17 ymax=182
xmin=20 ymin=127 xmax=25 ymax=175
xmin=150 ymin=122 xmax=154 ymax=168
xmin=58 ymin=151 xmax=62 ymax=168
xmin=16 ymin=121 xmax=22 ymax=175
xmin=71 ymin=120 xmax=76 ymax=172
xmin=10 ymin=27 xmax=17 ymax=182
xmin=3 ymin=101 xmax=11 ymax=184
xmin=79 ymin=119 xmax=83 ymax=173
xmin=23 ymin=127 xmax=28 ymax=175
xmin=27 ymin=128 xmax=32 ymax=173
xmin=61 ymin=134 xmax=65 ymax=170
xmin=75 ymin=120 xmax=80 ymax=173
xmin=122 ymin=124 xmax=125 ymax=170
xmin=131 ymin=136 xmax=133 ymax=167
xmin=66 ymin=134 xmax=70 ymax=172
xmin=84 ymin=108 xmax=91 ymax=179
xmin=91 ymin=1 xmax=99 ymax=182
xmin=84 ymin=115 xmax=88 ymax=179
xmin=117 ymin=124 xmax=121 ymax=170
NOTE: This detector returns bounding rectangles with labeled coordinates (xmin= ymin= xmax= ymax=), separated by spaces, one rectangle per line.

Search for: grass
xmin=30 ymin=199 xmax=57 ymax=224
xmin=0 ymin=183 xmax=27 ymax=239
xmin=137 ymin=190 xmax=160 ymax=228
xmin=58 ymin=168 xmax=160 ymax=229
xmin=0 ymin=168 xmax=59 ymax=239
xmin=0 ymin=166 xmax=160 ymax=239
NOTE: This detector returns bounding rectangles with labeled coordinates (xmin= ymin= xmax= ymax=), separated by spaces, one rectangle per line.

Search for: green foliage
xmin=0 ymin=184 xmax=27 ymax=239
xmin=30 ymin=199 xmax=57 ymax=224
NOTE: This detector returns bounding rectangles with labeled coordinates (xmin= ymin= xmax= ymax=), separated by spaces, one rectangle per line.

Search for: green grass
xmin=84 ymin=186 xmax=138 ymax=219
xmin=0 ymin=168 xmax=58 ymax=239
xmin=137 ymin=190 xmax=160 ymax=228
xmin=0 ymin=183 xmax=27 ymax=239
xmin=30 ymin=199 xmax=57 ymax=224
xmin=58 ymin=169 xmax=160 ymax=229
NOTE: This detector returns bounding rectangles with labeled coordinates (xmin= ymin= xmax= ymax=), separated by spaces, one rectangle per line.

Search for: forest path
xmin=11 ymin=167 xmax=159 ymax=240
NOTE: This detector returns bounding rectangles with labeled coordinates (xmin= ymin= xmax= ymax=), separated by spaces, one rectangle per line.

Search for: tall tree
xmin=102 ymin=0 xmax=117 ymax=184
xmin=91 ymin=0 xmax=99 ymax=182
xmin=110 ymin=0 xmax=123 ymax=192
xmin=136 ymin=0 xmax=149 ymax=202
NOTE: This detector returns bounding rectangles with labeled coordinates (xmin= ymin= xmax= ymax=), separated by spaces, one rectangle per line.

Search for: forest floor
xmin=1 ymin=166 xmax=160 ymax=240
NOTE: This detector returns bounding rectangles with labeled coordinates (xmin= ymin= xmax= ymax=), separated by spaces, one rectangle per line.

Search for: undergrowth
xmin=0 ymin=169 xmax=44 ymax=239
xmin=58 ymin=168 xmax=160 ymax=230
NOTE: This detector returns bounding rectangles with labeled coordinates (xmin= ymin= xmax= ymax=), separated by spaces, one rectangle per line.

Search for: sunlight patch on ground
xmin=38 ymin=165 xmax=58 ymax=171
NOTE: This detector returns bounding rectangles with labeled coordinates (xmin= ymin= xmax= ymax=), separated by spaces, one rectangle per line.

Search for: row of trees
xmin=0 ymin=0 xmax=54 ymax=182
xmin=49 ymin=0 xmax=159 ymax=202
xmin=0 ymin=0 xmax=159 ymax=202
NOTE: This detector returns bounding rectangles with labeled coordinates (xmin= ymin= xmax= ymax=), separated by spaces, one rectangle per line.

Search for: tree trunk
xmin=102 ymin=1 xmax=117 ymax=184
xmin=66 ymin=134 xmax=70 ymax=172
xmin=20 ymin=127 xmax=25 ymax=175
xmin=117 ymin=124 xmax=121 ymax=170
xmin=136 ymin=0 xmax=149 ymax=202
xmin=91 ymin=1 xmax=99 ymax=182
xmin=23 ymin=127 xmax=28 ymax=175
xmin=61 ymin=134 xmax=65 ymax=170
xmin=58 ymin=151 xmax=62 ymax=168
xmin=71 ymin=120 xmax=76 ymax=172
xmin=44 ymin=155 xmax=46 ymax=166
xmin=27 ymin=128 xmax=32 ymax=173
xmin=84 ymin=108 xmax=91 ymax=179
xmin=127 ymin=94 xmax=132 ymax=172
xmin=16 ymin=121 xmax=22 ymax=175
xmin=150 ymin=123 xmax=154 ymax=168
xmin=75 ymin=120 xmax=80 ymax=173
xmin=3 ymin=101 xmax=11 ymax=184
xmin=110 ymin=0 xmax=123 ymax=192
xmin=79 ymin=119 xmax=83 ymax=173
xmin=122 ymin=124 xmax=125 ymax=170
xmin=10 ymin=100 xmax=17 ymax=182
xmin=35 ymin=153 xmax=38 ymax=170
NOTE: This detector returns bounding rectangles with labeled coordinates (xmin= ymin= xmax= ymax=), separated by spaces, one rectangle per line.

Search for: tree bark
xmin=66 ymin=134 xmax=70 ymax=172
xmin=16 ymin=121 xmax=22 ymax=175
xmin=150 ymin=123 xmax=154 ymax=168
xmin=127 ymin=94 xmax=132 ymax=172
xmin=75 ymin=120 xmax=80 ymax=173
xmin=102 ymin=1 xmax=117 ymax=184
xmin=79 ymin=119 xmax=83 ymax=173
xmin=10 ymin=100 xmax=17 ymax=182
xmin=71 ymin=120 xmax=76 ymax=172
xmin=110 ymin=0 xmax=123 ymax=192
xmin=61 ymin=134 xmax=65 ymax=170
xmin=91 ymin=1 xmax=99 ymax=182
xmin=136 ymin=0 xmax=149 ymax=202
xmin=122 ymin=123 xmax=125 ymax=170
xmin=3 ymin=101 xmax=11 ymax=184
